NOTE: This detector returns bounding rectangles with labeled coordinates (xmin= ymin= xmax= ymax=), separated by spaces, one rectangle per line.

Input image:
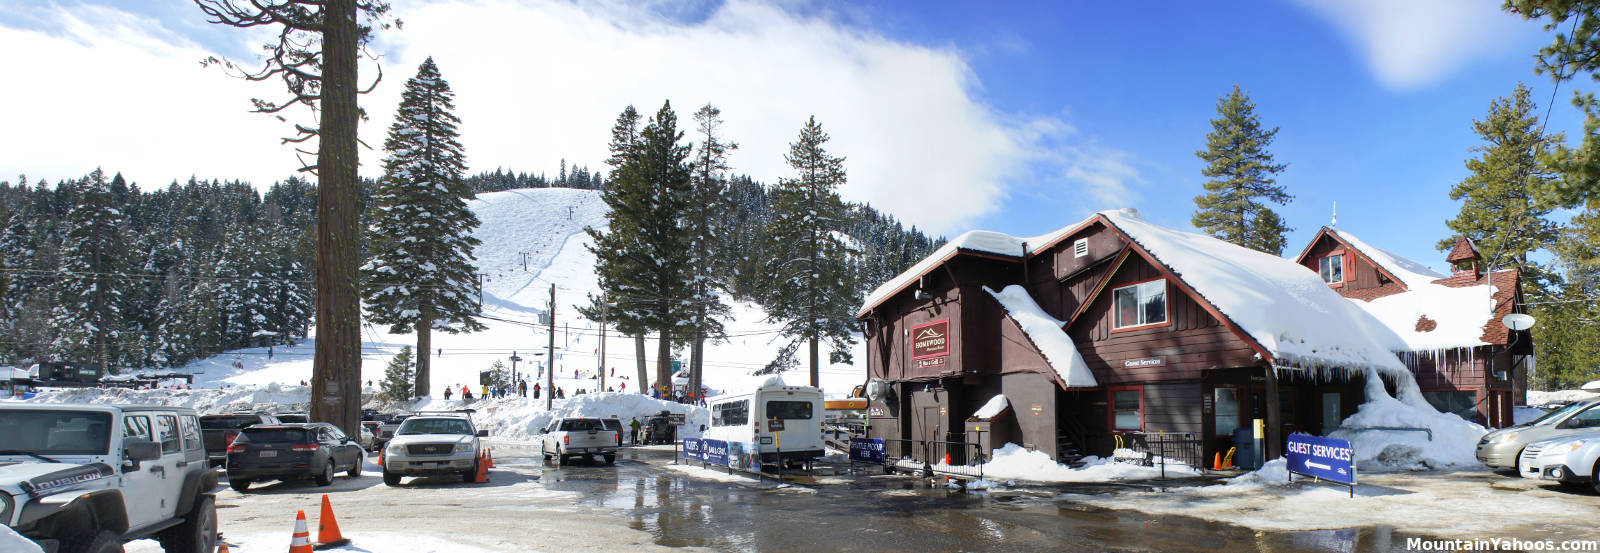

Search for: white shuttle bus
xmin=702 ymin=381 xmax=825 ymax=466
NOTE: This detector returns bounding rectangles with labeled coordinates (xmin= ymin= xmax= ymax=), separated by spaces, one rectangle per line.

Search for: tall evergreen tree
xmin=51 ymin=170 xmax=129 ymax=370
xmin=1439 ymin=83 xmax=1560 ymax=282
xmin=1191 ymin=85 xmax=1293 ymax=255
xmin=362 ymin=57 xmax=485 ymax=399
xmin=760 ymin=116 xmax=858 ymax=387
xmin=586 ymin=101 xmax=694 ymax=393
xmin=379 ymin=346 xmax=416 ymax=403
xmin=685 ymin=104 xmax=736 ymax=399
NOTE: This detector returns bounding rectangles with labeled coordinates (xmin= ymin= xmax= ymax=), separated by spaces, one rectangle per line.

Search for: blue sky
xmin=0 ymin=0 xmax=1576 ymax=273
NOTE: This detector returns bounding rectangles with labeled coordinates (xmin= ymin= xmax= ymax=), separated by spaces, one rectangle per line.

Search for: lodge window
xmin=1112 ymin=279 xmax=1167 ymax=330
xmin=1319 ymin=254 xmax=1343 ymax=284
xmin=1214 ymin=387 xmax=1240 ymax=437
xmin=1109 ymin=386 xmax=1143 ymax=432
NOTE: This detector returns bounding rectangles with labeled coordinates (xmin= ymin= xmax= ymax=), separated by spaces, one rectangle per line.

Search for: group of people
xmin=649 ymin=384 xmax=709 ymax=407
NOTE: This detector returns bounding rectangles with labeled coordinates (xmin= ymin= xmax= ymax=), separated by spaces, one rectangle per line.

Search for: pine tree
xmin=363 ymin=57 xmax=486 ymax=398
xmin=50 ymin=170 xmax=129 ymax=370
xmin=586 ymin=101 xmax=694 ymax=392
xmin=1191 ymin=85 xmax=1293 ymax=255
xmin=761 ymin=116 xmax=858 ymax=387
xmin=685 ymin=104 xmax=736 ymax=399
xmin=379 ymin=346 xmax=417 ymax=402
xmin=1439 ymin=83 xmax=1561 ymax=280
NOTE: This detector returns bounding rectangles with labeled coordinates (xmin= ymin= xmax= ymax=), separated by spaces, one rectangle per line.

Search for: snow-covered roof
xmin=1330 ymin=229 xmax=1446 ymax=289
xmin=984 ymin=285 xmax=1099 ymax=387
xmin=971 ymin=394 xmax=1010 ymax=420
xmin=1098 ymin=210 xmax=1409 ymax=376
xmin=858 ymin=230 xmax=1025 ymax=317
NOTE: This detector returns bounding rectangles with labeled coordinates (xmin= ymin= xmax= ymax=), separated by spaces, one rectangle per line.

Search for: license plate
xmin=259 ymin=450 xmax=277 ymax=457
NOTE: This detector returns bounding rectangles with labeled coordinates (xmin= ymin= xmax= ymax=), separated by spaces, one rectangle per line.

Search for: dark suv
xmin=199 ymin=413 xmax=281 ymax=467
xmin=226 ymin=423 xmax=365 ymax=492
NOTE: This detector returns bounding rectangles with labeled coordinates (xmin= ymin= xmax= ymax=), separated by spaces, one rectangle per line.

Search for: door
xmin=1321 ymin=393 xmax=1342 ymax=434
xmin=120 ymin=415 xmax=165 ymax=529
xmin=323 ymin=426 xmax=357 ymax=470
xmin=151 ymin=415 xmax=188 ymax=519
xmin=762 ymin=396 xmax=821 ymax=453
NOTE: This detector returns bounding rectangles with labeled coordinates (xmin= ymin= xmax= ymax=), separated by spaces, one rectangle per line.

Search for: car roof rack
xmin=411 ymin=409 xmax=475 ymax=415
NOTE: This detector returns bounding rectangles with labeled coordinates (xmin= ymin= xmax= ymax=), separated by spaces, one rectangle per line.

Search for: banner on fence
xmin=1285 ymin=433 xmax=1355 ymax=486
xmin=849 ymin=437 xmax=886 ymax=463
xmin=682 ymin=438 xmax=702 ymax=461
xmin=702 ymin=439 xmax=728 ymax=465
xmin=726 ymin=441 xmax=762 ymax=472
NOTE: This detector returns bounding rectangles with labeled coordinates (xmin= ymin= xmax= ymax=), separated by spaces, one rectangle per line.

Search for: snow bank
xmin=1 ymin=526 xmax=43 ymax=553
xmin=1528 ymin=388 xmax=1600 ymax=406
xmin=1099 ymin=209 xmax=1410 ymax=376
xmin=1349 ymin=281 xmax=1496 ymax=351
xmin=1226 ymin=458 xmax=1290 ymax=487
xmin=1331 ymin=229 xmax=1445 ymax=288
xmin=21 ymin=383 xmax=317 ymax=414
xmin=980 ymin=443 xmax=1200 ymax=482
xmin=983 ymin=285 xmax=1098 ymax=387
xmin=971 ymin=394 xmax=1009 ymax=420
xmin=1328 ymin=368 xmax=1486 ymax=470
xmin=466 ymin=392 xmax=709 ymax=440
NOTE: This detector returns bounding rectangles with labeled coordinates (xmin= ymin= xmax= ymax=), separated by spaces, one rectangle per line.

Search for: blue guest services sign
xmin=1285 ymin=433 xmax=1355 ymax=486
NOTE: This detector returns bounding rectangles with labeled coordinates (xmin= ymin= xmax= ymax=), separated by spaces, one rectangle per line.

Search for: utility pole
xmin=599 ymin=292 xmax=607 ymax=392
xmin=546 ymin=283 xmax=555 ymax=411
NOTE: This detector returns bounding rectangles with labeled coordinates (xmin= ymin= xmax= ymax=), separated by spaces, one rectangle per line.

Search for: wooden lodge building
xmin=855 ymin=209 xmax=1529 ymax=465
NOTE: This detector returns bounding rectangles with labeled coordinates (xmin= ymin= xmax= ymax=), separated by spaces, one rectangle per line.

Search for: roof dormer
xmin=1445 ymin=236 xmax=1481 ymax=279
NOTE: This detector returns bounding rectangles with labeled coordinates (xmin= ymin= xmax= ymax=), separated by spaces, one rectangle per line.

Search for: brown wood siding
xmin=1302 ymin=234 xmax=1407 ymax=299
xmin=1143 ymin=382 xmax=1204 ymax=435
xmin=1052 ymin=223 xmax=1123 ymax=280
xmin=1069 ymin=255 xmax=1262 ymax=384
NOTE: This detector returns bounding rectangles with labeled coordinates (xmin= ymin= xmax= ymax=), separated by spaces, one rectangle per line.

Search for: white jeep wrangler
xmin=0 ymin=404 xmax=220 ymax=553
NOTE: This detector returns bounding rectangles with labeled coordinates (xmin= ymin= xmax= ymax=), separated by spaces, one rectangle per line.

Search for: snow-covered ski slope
xmin=178 ymin=187 xmax=866 ymax=398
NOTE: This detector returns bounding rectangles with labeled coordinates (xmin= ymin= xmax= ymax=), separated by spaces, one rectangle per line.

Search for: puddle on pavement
xmin=523 ymin=448 xmax=1460 ymax=553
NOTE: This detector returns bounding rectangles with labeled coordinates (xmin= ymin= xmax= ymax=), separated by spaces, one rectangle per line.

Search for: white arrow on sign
xmin=1305 ymin=460 xmax=1331 ymax=470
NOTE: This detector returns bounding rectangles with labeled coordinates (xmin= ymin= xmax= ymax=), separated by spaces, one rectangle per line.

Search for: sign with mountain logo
xmin=911 ymin=319 xmax=950 ymax=360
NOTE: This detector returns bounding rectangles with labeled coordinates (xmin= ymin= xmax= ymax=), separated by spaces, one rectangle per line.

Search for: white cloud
xmin=2 ymin=0 xmax=1134 ymax=235
xmin=1293 ymin=0 xmax=1537 ymax=90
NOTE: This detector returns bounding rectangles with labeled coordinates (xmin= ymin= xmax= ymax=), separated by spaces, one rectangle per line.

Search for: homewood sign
xmin=911 ymin=319 xmax=950 ymax=369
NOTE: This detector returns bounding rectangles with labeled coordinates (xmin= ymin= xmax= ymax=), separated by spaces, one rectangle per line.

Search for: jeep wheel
xmin=158 ymin=495 xmax=217 ymax=553
xmin=315 ymin=462 xmax=334 ymax=486
xmin=347 ymin=458 xmax=362 ymax=478
xmin=229 ymin=479 xmax=251 ymax=493
xmin=383 ymin=469 xmax=401 ymax=486
xmin=71 ymin=530 xmax=124 ymax=553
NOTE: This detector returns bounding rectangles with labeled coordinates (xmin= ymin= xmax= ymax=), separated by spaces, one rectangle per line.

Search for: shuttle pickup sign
xmin=1285 ymin=433 xmax=1355 ymax=488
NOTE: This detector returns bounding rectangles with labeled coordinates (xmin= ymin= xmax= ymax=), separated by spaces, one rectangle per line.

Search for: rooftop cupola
xmin=1445 ymin=235 xmax=1481 ymax=279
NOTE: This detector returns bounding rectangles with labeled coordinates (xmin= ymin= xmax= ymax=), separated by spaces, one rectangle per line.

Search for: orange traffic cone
xmin=288 ymin=510 xmax=313 ymax=553
xmin=942 ymin=452 xmax=950 ymax=466
xmin=473 ymin=450 xmax=489 ymax=483
xmin=218 ymin=544 xmax=230 ymax=553
xmin=313 ymin=494 xmax=350 ymax=549
xmin=485 ymin=447 xmax=494 ymax=468
xmin=1213 ymin=452 xmax=1222 ymax=470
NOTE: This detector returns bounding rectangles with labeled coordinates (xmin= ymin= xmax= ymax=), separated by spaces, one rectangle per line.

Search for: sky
xmin=0 ymin=0 xmax=1577 ymax=273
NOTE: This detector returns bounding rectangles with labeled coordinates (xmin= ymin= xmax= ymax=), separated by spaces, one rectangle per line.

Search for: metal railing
xmin=850 ymin=437 xmax=985 ymax=481
xmin=1112 ymin=432 xmax=1203 ymax=479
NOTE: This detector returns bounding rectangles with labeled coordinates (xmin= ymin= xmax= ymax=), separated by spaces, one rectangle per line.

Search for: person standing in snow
xmin=519 ymin=380 xmax=527 ymax=397
xmin=620 ymin=382 xmax=626 ymax=392
xmin=481 ymin=384 xmax=488 ymax=398
xmin=628 ymin=417 xmax=641 ymax=445
xmin=533 ymin=382 xmax=540 ymax=399
xmin=443 ymin=386 xmax=452 ymax=400
xmin=462 ymin=386 xmax=473 ymax=401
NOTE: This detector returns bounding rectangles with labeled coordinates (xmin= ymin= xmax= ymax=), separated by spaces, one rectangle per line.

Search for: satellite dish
xmin=1502 ymin=313 xmax=1535 ymax=332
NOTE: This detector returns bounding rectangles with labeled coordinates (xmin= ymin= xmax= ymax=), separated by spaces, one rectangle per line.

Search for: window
xmin=1073 ymin=238 xmax=1089 ymax=258
xmin=1421 ymin=390 xmax=1478 ymax=422
xmin=123 ymin=415 xmax=152 ymax=442
xmin=558 ymin=419 xmax=604 ymax=432
xmin=0 ymin=410 xmax=111 ymax=455
xmin=156 ymin=415 xmax=181 ymax=453
xmin=1559 ymin=405 xmax=1600 ymax=429
xmin=1318 ymin=254 xmax=1344 ymax=284
xmin=397 ymin=418 xmax=473 ymax=435
xmin=713 ymin=400 xmax=749 ymax=427
xmin=766 ymin=401 xmax=814 ymax=420
xmin=1112 ymin=279 xmax=1167 ymax=329
xmin=179 ymin=415 xmax=203 ymax=451
xmin=1109 ymin=386 xmax=1142 ymax=432
xmin=1214 ymin=387 xmax=1240 ymax=436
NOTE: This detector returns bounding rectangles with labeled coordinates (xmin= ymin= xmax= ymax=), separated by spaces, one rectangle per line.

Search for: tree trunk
xmin=634 ymin=334 xmax=648 ymax=393
xmin=309 ymin=0 xmax=362 ymax=436
xmin=808 ymin=336 xmax=819 ymax=388
xmin=656 ymin=330 xmax=673 ymax=397
xmin=690 ymin=334 xmax=704 ymax=401
xmin=414 ymin=306 xmax=432 ymax=399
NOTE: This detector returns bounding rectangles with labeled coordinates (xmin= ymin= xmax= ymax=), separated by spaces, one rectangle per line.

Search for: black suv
xmin=199 ymin=413 xmax=281 ymax=467
xmin=225 ymin=423 xmax=365 ymax=492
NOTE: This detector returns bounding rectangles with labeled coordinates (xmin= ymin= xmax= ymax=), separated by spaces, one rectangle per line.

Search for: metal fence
xmin=850 ymin=437 xmax=985 ymax=481
xmin=1112 ymin=432 xmax=1204 ymax=478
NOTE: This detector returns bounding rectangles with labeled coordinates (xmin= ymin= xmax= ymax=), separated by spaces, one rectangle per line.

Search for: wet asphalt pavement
xmin=526 ymin=446 xmax=1440 ymax=553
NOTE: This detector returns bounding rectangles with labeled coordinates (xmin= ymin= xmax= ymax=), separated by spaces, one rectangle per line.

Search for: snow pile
xmin=1331 ymin=229 xmax=1446 ymax=288
xmin=971 ymin=394 xmax=1009 ymax=420
xmin=1349 ymin=279 xmax=1496 ymax=351
xmin=1528 ymin=388 xmax=1600 ymax=406
xmin=983 ymin=285 xmax=1098 ymax=387
xmin=1226 ymin=458 xmax=1290 ymax=487
xmin=22 ymin=383 xmax=318 ymax=414
xmin=980 ymin=443 xmax=1200 ymax=482
xmin=1328 ymin=368 xmax=1486 ymax=470
xmin=1 ymin=526 xmax=43 ymax=553
xmin=1099 ymin=209 xmax=1409 ymax=376
xmin=465 ymin=392 xmax=709 ymax=440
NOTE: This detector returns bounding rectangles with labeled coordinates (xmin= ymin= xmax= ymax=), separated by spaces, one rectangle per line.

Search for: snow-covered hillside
xmin=162 ymin=187 xmax=866 ymax=399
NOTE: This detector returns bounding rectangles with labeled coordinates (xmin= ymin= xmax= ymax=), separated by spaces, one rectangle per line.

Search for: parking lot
xmin=116 ymin=441 xmax=1599 ymax=553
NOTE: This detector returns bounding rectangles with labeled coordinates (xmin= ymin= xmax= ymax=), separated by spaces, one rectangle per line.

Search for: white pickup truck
xmin=539 ymin=418 xmax=618 ymax=466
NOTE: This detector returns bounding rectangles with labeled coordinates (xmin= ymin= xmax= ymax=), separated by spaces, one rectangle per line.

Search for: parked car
xmin=0 ymin=403 xmax=219 ymax=553
xmin=374 ymin=413 xmax=412 ymax=449
xmin=225 ymin=422 xmax=365 ymax=492
xmin=601 ymin=417 xmax=624 ymax=448
xmin=272 ymin=412 xmax=308 ymax=423
xmin=361 ymin=421 xmax=383 ymax=451
xmin=1476 ymin=398 xmax=1600 ymax=473
xmin=541 ymin=417 xmax=619 ymax=466
xmin=1520 ymin=432 xmax=1600 ymax=493
xmin=380 ymin=414 xmax=486 ymax=486
xmin=199 ymin=412 xmax=281 ymax=467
